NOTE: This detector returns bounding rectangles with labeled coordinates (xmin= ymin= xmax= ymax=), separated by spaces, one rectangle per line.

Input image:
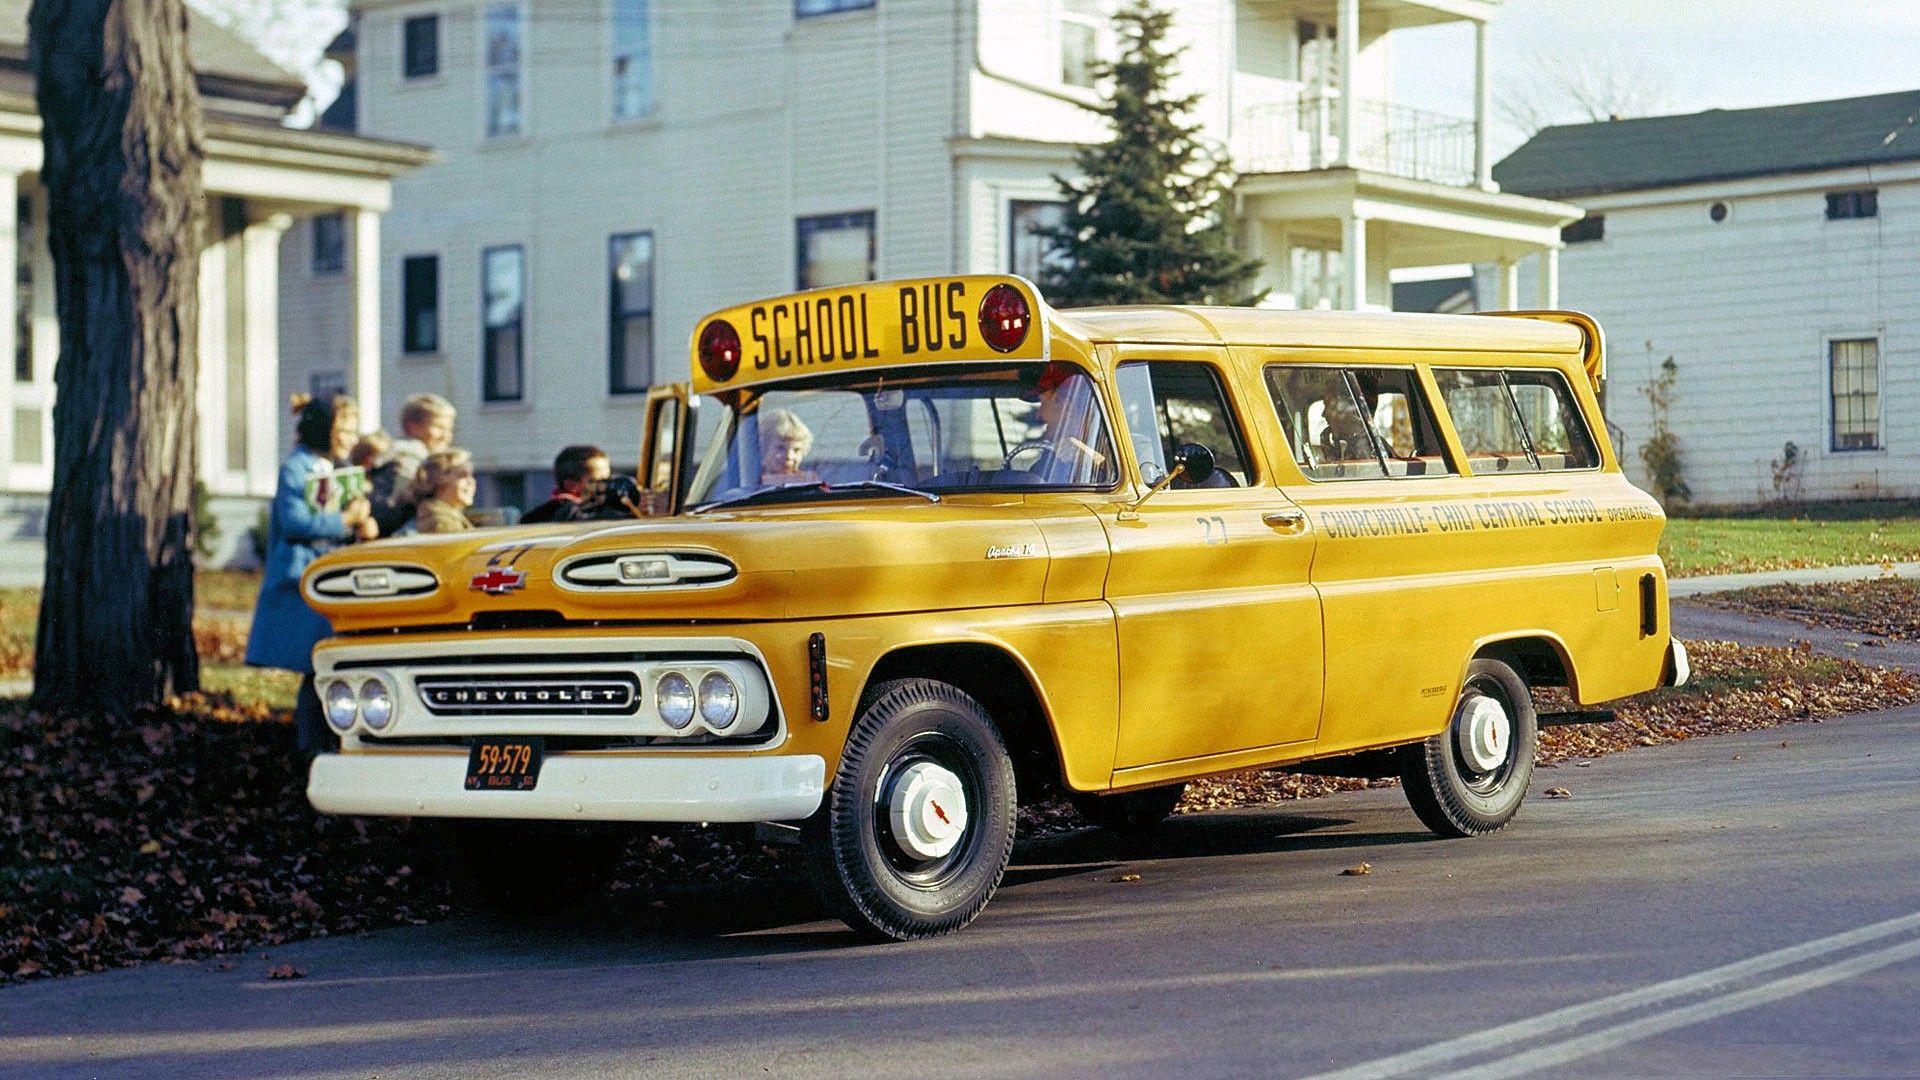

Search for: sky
xmin=1395 ymin=0 xmax=1920 ymax=152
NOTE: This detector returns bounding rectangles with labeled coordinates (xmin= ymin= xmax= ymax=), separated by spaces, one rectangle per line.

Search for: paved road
xmin=6 ymin=703 xmax=1920 ymax=1079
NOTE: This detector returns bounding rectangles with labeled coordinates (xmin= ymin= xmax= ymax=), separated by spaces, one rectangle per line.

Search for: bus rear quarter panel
xmin=1231 ymin=345 xmax=1670 ymax=759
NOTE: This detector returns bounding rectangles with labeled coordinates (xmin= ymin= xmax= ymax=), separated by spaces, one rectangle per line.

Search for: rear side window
xmin=1114 ymin=361 xmax=1256 ymax=487
xmin=1264 ymin=366 xmax=1454 ymax=480
xmin=1434 ymin=368 xmax=1599 ymax=473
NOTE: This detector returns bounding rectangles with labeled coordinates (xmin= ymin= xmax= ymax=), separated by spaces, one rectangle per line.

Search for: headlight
xmin=358 ymin=677 xmax=394 ymax=731
xmin=656 ymin=672 xmax=696 ymax=729
xmin=323 ymin=680 xmax=358 ymax=731
xmin=698 ymin=672 xmax=739 ymax=730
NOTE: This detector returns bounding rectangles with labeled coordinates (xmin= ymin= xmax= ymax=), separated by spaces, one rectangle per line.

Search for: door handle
xmin=1263 ymin=508 xmax=1308 ymax=534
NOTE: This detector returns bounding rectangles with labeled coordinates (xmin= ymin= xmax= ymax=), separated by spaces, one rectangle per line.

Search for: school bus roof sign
xmin=688 ymin=275 xmax=1047 ymax=394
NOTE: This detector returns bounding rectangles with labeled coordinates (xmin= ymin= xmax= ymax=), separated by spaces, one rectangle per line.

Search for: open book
xmin=303 ymin=464 xmax=368 ymax=513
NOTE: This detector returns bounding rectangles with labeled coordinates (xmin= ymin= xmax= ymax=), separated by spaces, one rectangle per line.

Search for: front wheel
xmin=802 ymin=678 xmax=1016 ymax=942
xmin=1400 ymin=658 xmax=1537 ymax=837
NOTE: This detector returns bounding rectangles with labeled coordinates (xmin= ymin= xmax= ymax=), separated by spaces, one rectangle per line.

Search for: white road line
xmin=1439 ymin=933 xmax=1920 ymax=1080
xmin=1305 ymin=910 xmax=1920 ymax=1080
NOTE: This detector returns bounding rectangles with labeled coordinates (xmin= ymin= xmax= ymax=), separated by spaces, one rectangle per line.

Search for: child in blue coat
xmin=246 ymin=394 xmax=377 ymax=754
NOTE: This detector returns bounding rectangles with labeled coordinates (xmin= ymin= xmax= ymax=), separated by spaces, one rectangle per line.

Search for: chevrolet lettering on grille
xmin=415 ymin=674 xmax=640 ymax=717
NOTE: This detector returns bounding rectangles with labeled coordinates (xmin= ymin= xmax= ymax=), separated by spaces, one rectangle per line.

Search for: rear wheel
xmin=802 ymin=678 xmax=1016 ymax=942
xmin=1070 ymin=782 xmax=1187 ymax=835
xmin=1400 ymin=658 xmax=1537 ymax=837
xmin=452 ymin=821 xmax=624 ymax=914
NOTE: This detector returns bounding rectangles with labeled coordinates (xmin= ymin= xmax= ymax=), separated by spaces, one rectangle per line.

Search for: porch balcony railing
xmin=1232 ymin=96 xmax=1478 ymax=188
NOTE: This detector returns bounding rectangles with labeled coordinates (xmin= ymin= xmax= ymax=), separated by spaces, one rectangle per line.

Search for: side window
xmin=1505 ymin=370 xmax=1599 ymax=470
xmin=1115 ymin=361 xmax=1255 ymax=487
xmin=1345 ymin=368 xmax=1453 ymax=475
xmin=1264 ymin=366 xmax=1453 ymax=480
xmin=1434 ymin=368 xmax=1598 ymax=473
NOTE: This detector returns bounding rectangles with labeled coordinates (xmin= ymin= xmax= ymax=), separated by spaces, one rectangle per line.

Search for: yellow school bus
xmin=301 ymin=275 xmax=1685 ymax=940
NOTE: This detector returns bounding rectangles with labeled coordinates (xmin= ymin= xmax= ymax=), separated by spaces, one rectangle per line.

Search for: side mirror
xmin=1172 ymin=443 xmax=1215 ymax=486
xmin=1118 ymin=443 xmax=1217 ymax=522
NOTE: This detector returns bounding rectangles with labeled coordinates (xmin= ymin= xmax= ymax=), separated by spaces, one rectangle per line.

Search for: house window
xmin=1562 ymin=214 xmax=1605 ymax=244
xmin=1009 ymin=200 xmax=1068 ymax=283
xmin=796 ymin=0 xmax=874 ymax=16
xmin=311 ymin=212 xmax=345 ymax=275
xmin=15 ymin=194 xmax=30 ymax=383
xmin=402 ymin=254 xmax=439 ymax=354
xmin=482 ymin=245 xmax=525 ymax=402
xmin=1830 ymin=337 xmax=1880 ymax=452
xmin=796 ymin=211 xmax=875 ymax=290
xmin=484 ymin=2 xmax=525 ymax=137
xmin=611 ymin=0 xmax=653 ymax=120
xmin=402 ymin=14 xmax=439 ymax=79
xmin=1061 ymin=0 xmax=1102 ymax=88
xmin=609 ymin=232 xmax=654 ymax=394
xmin=1826 ymin=189 xmax=1878 ymax=221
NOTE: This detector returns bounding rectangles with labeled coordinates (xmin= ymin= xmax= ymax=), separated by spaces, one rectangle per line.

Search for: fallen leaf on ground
xmin=1544 ymin=787 xmax=1572 ymax=799
xmin=1110 ymin=873 xmax=1141 ymax=883
xmin=265 ymin=964 xmax=305 ymax=980
xmin=1340 ymin=863 xmax=1372 ymax=876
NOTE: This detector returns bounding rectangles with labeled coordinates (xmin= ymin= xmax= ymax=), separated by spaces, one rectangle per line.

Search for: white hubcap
xmin=887 ymin=761 xmax=969 ymax=860
xmin=1458 ymin=694 xmax=1511 ymax=773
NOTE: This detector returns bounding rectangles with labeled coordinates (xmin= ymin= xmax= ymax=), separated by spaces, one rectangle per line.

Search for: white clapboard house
xmin=300 ymin=0 xmax=1579 ymax=506
xmin=0 ymin=0 xmax=429 ymax=569
xmin=1494 ymin=90 xmax=1920 ymax=506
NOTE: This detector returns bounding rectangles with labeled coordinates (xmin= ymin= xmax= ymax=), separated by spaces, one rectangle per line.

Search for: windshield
xmin=686 ymin=362 xmax=1118 ymax=508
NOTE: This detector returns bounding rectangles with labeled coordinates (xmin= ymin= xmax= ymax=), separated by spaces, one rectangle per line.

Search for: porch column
xmin=242 ymin=213 xmax=291 ymax=493
xmin=1342 ymin=214 xmax=1368 ymax=311
xmin=1335 ymin=0 xmax=1358 ymax=168
xmin=1497 ymin=258 xmax=1519 ymax=310
xmin=0 ymin=173 xmax=16 ymax=474
xmin=1474 ymin=20 xmax=1493 ymax=190
xmin=348 ymin=207 xmax=382 ymax=430
xmin=1538 ymin=246 xmax=1561 ymax=309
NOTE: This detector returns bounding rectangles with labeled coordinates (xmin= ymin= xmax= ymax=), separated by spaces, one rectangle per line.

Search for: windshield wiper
xmin=692 ymin=478 xmax=940 ymax=514
xmin=690 ymin=482 xmax=822 ymax=514
xmin=820 ymin=479 xmax=940 ymax=503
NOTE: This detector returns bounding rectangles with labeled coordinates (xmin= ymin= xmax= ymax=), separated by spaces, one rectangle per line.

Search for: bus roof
xmin=688 ymin=275 xmax=1602 ymax=395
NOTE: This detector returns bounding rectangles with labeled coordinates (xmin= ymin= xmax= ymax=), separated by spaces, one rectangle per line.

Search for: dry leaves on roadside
xmin=1710 ymin=579 xmax=1920 ymax=642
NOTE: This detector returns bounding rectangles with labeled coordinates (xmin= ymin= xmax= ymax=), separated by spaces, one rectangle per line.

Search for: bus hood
xmin=303 ymin=499 xmax=1054 ymax=632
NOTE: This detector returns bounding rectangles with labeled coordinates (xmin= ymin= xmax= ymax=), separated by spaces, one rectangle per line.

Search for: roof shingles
xmin=1494 ymin=89 xmax=1920 ymax=199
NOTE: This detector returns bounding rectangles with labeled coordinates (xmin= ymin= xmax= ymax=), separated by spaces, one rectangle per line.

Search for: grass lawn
xmin=0 ymin=571 xmax=296 ymax=709
xmin=1661 ymin=500 xmax=1920 ymax=577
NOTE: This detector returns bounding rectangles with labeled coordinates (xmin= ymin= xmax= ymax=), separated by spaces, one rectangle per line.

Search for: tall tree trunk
xmin=28 ymin=0 xmax=205 ymax=712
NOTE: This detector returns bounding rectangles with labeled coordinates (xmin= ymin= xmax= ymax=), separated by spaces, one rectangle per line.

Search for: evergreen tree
xmin=1039 ymin=0 xmax=1263 ymax=307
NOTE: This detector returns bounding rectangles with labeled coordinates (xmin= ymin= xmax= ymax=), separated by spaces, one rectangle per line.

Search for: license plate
xmin=465 ymin=736 xmax=545 ymax=791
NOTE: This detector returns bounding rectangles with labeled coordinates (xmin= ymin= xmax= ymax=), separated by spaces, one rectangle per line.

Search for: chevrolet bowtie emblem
xmin=469 ymin=567 xmax=527 ymax=595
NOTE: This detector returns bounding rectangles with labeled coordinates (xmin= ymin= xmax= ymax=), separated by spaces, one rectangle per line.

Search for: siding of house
xmin=342 ymin=0 xmax=967 ymax=480
xmin=1496 ymin=171 xmax=1920 ymax=506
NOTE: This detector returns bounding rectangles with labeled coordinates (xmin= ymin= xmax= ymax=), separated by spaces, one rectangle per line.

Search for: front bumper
xmin=307 ymin=750 xmax=826 ymax=823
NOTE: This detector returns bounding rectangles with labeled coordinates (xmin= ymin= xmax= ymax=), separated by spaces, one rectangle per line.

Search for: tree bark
xmin=28 ymin=0 xmax=205 ymax=712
